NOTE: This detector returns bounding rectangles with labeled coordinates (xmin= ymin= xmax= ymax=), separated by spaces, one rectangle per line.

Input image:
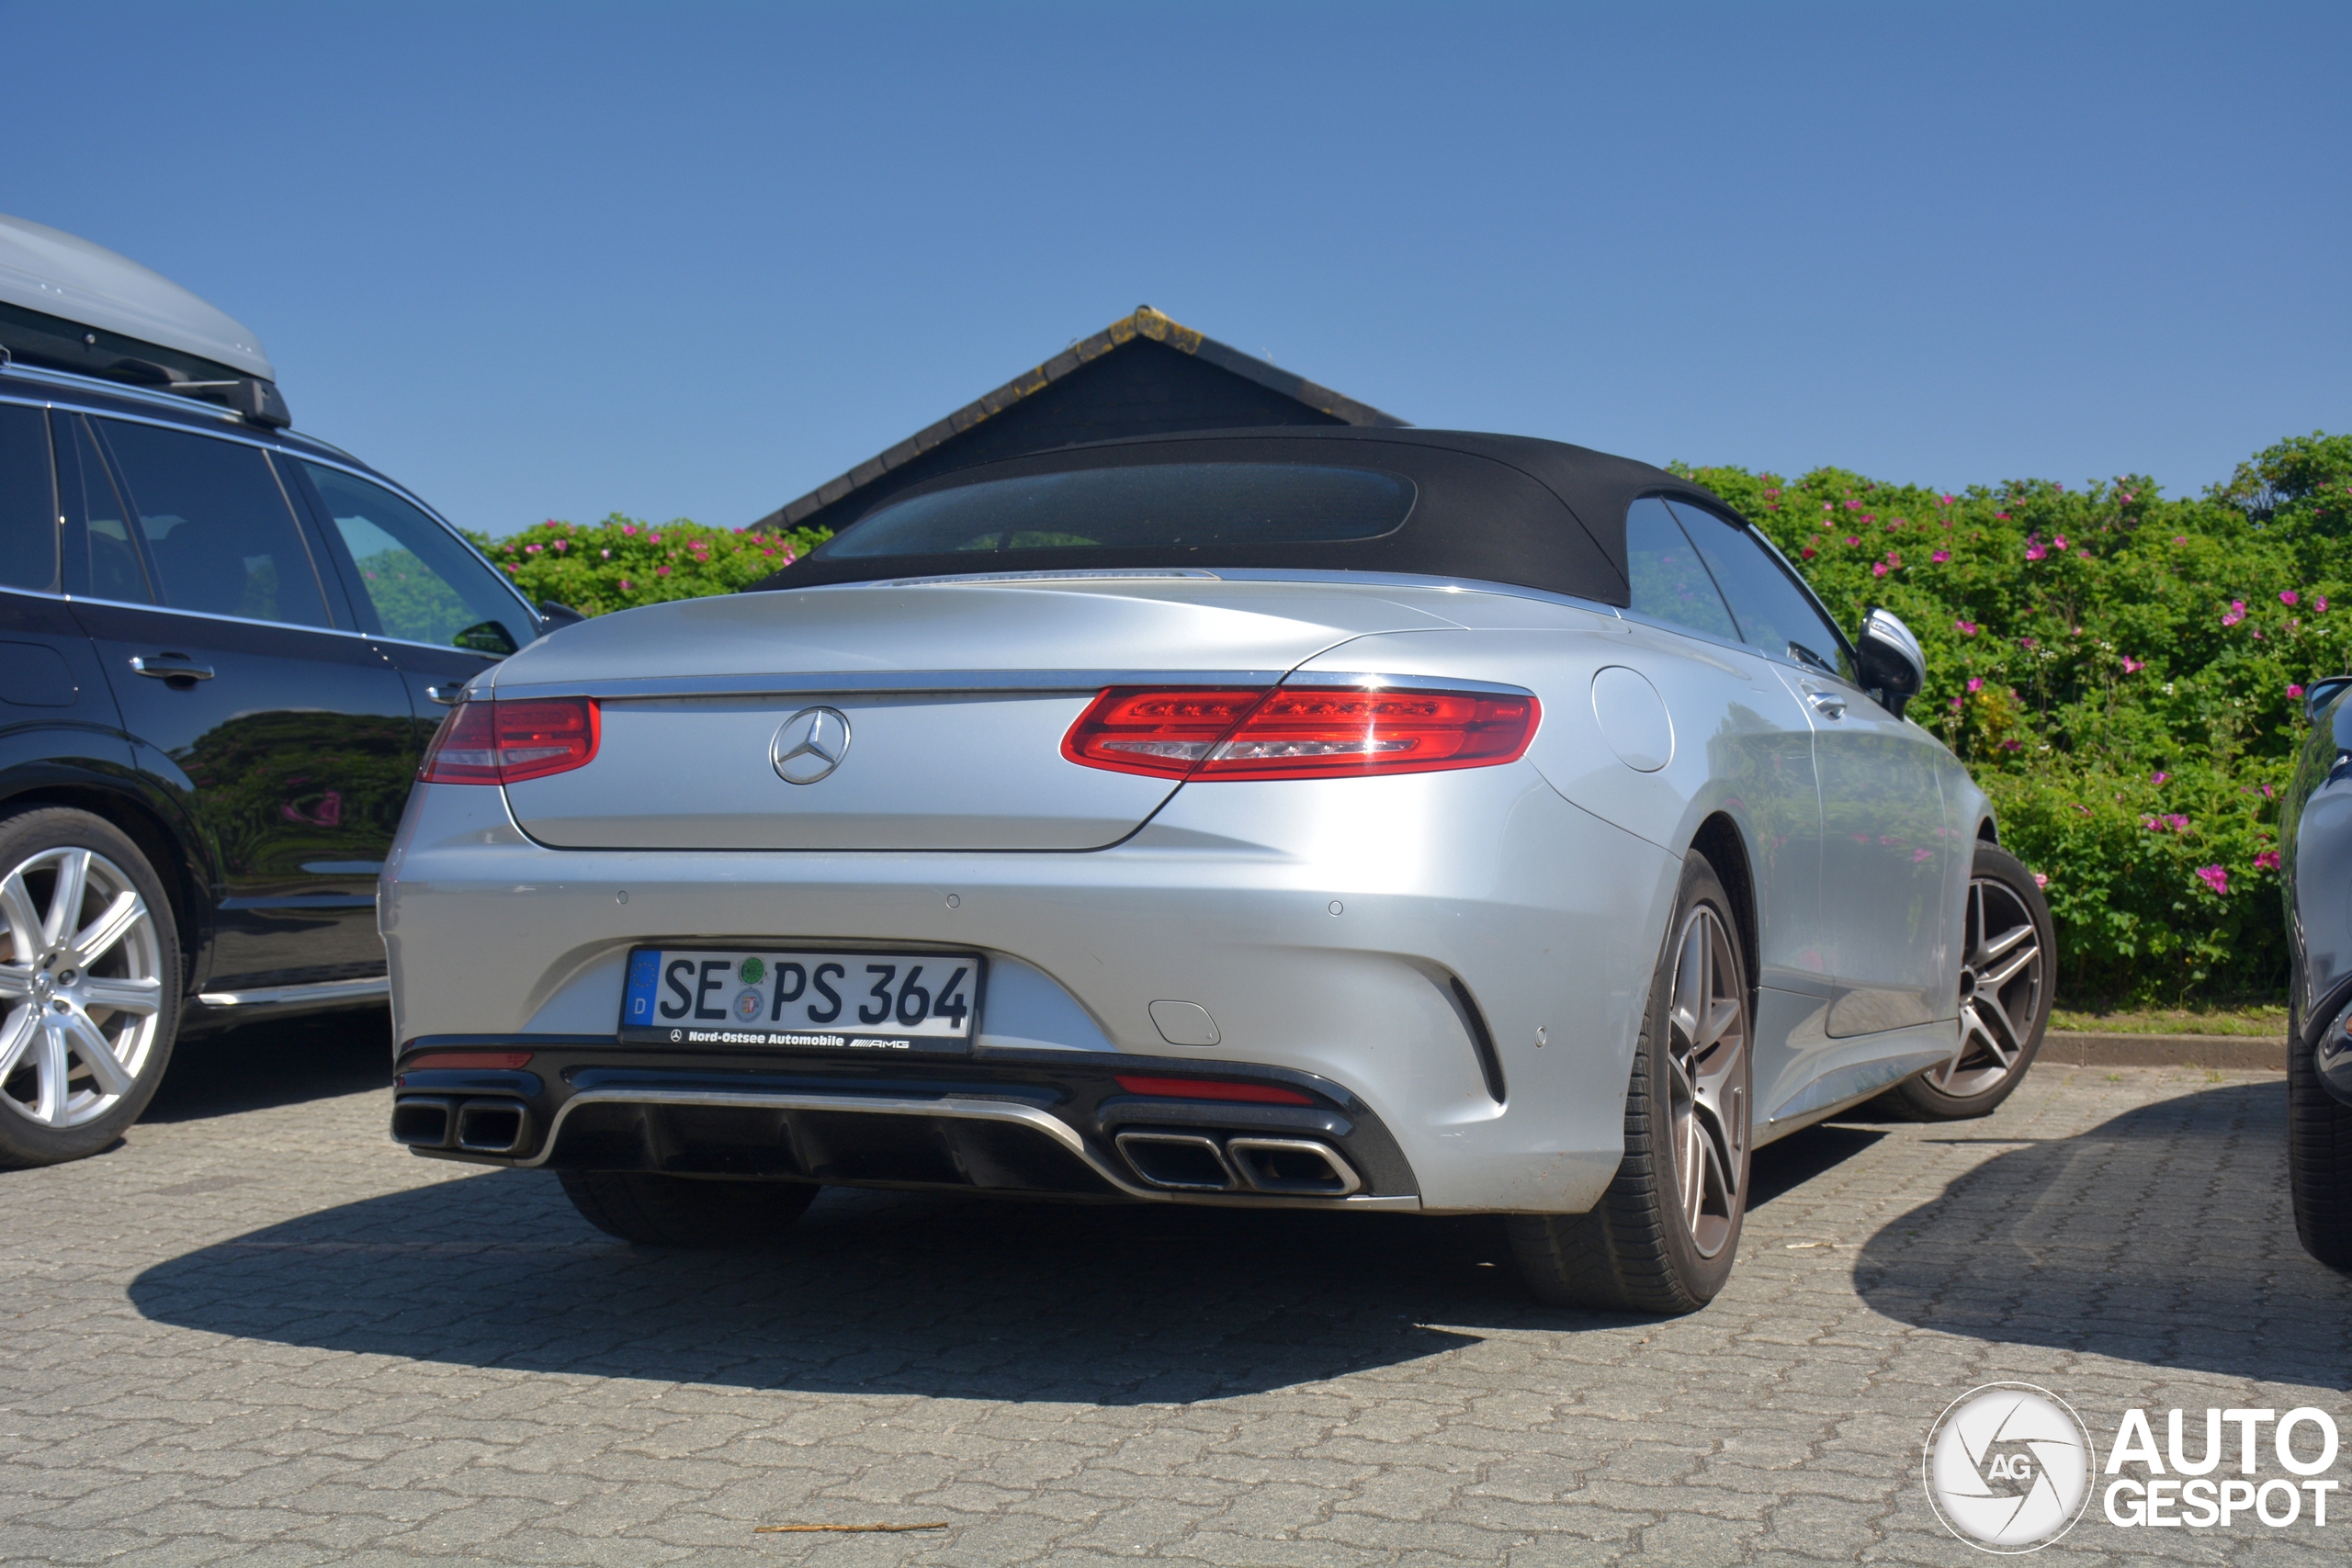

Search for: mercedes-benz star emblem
xmin=771 ymin=705 xmax=851 ymax=784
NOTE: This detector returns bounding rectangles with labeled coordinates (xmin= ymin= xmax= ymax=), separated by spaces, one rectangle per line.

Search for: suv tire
xmin=0 ymin=806 xmax=182 ymax=1168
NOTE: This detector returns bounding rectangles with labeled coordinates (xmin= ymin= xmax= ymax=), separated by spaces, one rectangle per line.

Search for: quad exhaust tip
xmin=390 ymin=1095 xmax=532 ymax=1156
xmin=1113 ymin=1129 xmax=1362 ymax=1197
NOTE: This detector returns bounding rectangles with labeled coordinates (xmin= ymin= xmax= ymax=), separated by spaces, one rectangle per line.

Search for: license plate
xmin=618 ymin=946 xmax=984 ymax=1055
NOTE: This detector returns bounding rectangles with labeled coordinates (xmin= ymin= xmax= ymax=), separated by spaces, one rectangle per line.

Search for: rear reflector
xmin=419 ymin=698 xmax=600 ymax=784
xmin=1063 ymin=686 xmax=1538 ymax=781
xmin=400 ymin=1051 xmax=536 ymax=1072
xmin=1114 ymin=1074 xmax=1316 ymax=1105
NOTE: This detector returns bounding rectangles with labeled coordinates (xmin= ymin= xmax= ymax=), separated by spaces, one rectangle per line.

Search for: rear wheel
xmin=1876 ymin=842 xmax=2052 ymax=1121
xmin=558 ymin=1169 xmax=820 ymax=1246
xmin=0 ymin=807 xmax=181 ymax=1168
xmin=2290 ymin=1012 xmax=2352 ymax=1272
xmin=1510 ymin=852 xmax=1751 ymax=1314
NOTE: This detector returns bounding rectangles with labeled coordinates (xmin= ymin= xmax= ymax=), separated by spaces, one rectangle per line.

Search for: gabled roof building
xmin=752 ymin=306 xmax=1406 ymax=536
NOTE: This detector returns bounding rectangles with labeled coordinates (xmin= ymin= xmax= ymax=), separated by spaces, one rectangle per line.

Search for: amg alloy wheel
xmin=0 ymin=808 xmax=181 ymax=1168
xmin=1510 ymin=852 xmax=1752 ymax=1313
xmin=1878 ymin=842 xmax=2053 ymax=1121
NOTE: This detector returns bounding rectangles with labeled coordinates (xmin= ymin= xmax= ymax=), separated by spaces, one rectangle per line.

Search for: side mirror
xmin=1856 ymin=607 xmax=1925 ymax=718
xmin=537 ymin=601 xmax=587 ymax=631
xmin=2305 ymin=674 xmax=2352 ymax=720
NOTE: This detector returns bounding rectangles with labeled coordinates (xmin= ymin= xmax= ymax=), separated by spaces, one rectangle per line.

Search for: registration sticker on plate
xmin=618 ymin=947 xmax=983 ymax=1055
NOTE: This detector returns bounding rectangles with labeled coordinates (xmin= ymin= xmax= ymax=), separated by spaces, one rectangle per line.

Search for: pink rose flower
xmin=1872 ymin=562 xmax=1889 ymax=577
xmin=1966 ymin=677 xmax=1984 ymax=693
xmin=2256 ymin=850 xmax=2282 ymax=872
xmin=2318 ymin=596 xmax=2331 ymax=613
xmin=2195 ymin=865 xmax=2229 ymax=897
xmin=655 ymin=565 xmax=670 ymax=576
xmin=1932 ymin=549 xmax=1951 ymax=563
xmin=2032 ymin=872 xmax=2049 ymax=888
xmin=1801 ymin=546 xmax=1815 ymax=558
xmin=1844 ymin=536 xmax=1860 ymax=547
xmin=2289 ymin=682 xmax=2306 ymax=698
xmin=2222 ymin=600 xmax=2246 ymax=626
xmin=2153 ymin=771 xmax=2169 ymax=784
xmin=2122 ymin=656 xmax=2144 ymax=673
xmin=2282 ymin=590 xmax=2301 ymax=606
xmin=2053 ymin=536 xmax=2068 ymax=551
xmin=1955 ymin=619 xmax=1979 ymax=637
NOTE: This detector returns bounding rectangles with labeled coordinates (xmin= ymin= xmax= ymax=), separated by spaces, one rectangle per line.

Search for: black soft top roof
xmin=751 ymin=427 xmax=1741 ymax=605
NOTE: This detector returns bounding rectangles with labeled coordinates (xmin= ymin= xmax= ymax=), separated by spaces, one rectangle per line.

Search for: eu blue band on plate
xmin=624 ymin=951 xmax=662 ymax=1024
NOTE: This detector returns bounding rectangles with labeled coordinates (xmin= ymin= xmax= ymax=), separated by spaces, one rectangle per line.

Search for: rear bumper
xmin=380 ymin=761 xmax=1682 ymax=1213
xmin=390 ymin=1042 xmax=1420 ymax=1208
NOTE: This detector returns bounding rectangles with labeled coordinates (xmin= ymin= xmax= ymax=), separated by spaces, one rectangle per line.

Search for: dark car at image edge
xmin=0 ymin=213 xmax=570 ymax=1168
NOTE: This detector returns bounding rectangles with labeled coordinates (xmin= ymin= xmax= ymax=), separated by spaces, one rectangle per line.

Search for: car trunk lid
xmin=492 ymin=576 xmax=1467 ymax=851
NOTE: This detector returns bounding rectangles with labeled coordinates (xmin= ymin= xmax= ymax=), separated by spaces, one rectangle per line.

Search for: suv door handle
xmin=129 ymin=655 xmax=216 ymax=682
xmin=1804 ymin=687 xmax=1847 ymax=720
xmin=425 ymin=682 xmax=469 ymax=705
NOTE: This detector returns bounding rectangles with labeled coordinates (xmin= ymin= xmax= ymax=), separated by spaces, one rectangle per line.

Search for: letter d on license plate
xmin=619 ymin=946 xmax=984 ymax=1055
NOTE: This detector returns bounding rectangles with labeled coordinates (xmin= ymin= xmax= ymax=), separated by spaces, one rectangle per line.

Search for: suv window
xmin=1665 ymin=498 xmax=1853 ymax=680
xmin=97 ymin=418 xmax=332 ymax=628
xmin=71 ymin=417 xmax=148 ymax=603
xmin=1624 ymin=496 xmax=1737 ymax=641
xmin=0 ymin=404 xmax=57 ymax=592
xmin=303 ymin=463 xmax=529 ymax=655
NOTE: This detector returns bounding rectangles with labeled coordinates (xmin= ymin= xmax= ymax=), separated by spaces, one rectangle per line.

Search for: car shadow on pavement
xmin=126 ymin=1104 xmax=1896 ymax=1403
xmin=1853 ymin=1079 xmax=2352 ymax=1384
xmin=142 ymin=1008 xmax=390 ymax=1123
xmin=129 ymin=1173 xmax=1544 ymax=1402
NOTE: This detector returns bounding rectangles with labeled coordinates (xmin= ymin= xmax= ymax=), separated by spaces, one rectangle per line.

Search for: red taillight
xmin=1059 ymin=688 xmax=1269 ymax=778
xmin=419 ymin=698 xmax=600 ymax=784
xmin=1114 ymin=1074 xmax=1315 ymax=1105
xmin=1062 ymin=686 xmax=1537 ymax=782
xmin=399 ymin=1051 xmax=536 ymax=1072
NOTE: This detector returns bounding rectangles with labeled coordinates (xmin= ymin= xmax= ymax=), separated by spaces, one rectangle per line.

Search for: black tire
xmin=2290 ymin=1018 xmax=2352 ymax=1272
xmin=0 ymin=807 xmax=182 ymax=1168
xmin=558 ymin=1169 xmax=820 ymax=1246
xmin=1510 ymin=851 xmax=1752 ymax=1314
xmin=1875 ymin=841 xmax=2053 ymax=1122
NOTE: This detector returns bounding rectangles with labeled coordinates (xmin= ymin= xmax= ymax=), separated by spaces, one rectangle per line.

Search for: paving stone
xmin=3 ymin=1040 xmax=2343 ymax=1564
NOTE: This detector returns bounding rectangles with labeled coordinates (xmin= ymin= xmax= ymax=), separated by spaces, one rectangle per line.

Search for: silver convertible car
xmin=380 ymin=429 xmax=2053 ymax=1313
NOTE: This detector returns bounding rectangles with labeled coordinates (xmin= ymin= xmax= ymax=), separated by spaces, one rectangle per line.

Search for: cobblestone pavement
xmin=4 ymin=1020 xmax=2346 ymax=1567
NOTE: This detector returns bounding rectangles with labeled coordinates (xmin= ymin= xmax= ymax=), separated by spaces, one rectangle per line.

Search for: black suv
xmin=0 ymin=356 xmax=562 ymax=1167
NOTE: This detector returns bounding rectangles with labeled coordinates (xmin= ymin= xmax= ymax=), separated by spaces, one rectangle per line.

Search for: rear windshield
xmin=815 ymin=463 xmax=1417 ymax=559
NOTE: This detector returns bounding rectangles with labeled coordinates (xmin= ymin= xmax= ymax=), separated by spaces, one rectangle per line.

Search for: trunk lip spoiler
xmin=490 ymin=670 xmax=1536 ymax=704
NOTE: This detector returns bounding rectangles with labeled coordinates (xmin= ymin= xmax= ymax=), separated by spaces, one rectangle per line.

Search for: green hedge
xmin=490 ymin=431 xmax=2352 ymax=1002
xmin=468 ymin=514 xmax=832 ymax=616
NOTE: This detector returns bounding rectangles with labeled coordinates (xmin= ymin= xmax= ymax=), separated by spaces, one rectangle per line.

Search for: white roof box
xmin=0 ymin=213 xmax=288 ymax=426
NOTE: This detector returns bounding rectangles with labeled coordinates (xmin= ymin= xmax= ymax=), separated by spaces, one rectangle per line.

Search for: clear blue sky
xmin=4 ymin=2 xmax=2344 ymax=537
